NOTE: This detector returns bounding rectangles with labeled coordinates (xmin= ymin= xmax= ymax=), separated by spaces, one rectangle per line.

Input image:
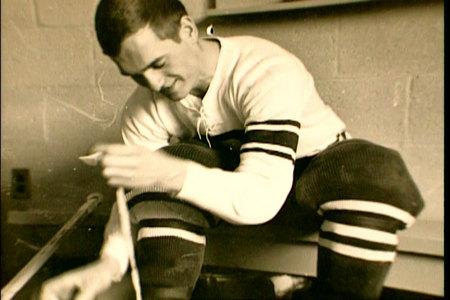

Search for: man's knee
xmin=128 ymin=193 xmax=212 ymax=228
xmin=126 ymin=194 xmax=208 ymax=298
xmin=296 ymin=139 xmax=424 ymax=229
xmin=135 ymin=220 xmax=206 ymax=287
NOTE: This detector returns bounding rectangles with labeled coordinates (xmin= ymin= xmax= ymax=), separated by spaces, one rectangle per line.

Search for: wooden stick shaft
xmin=1 ymin=193 xmax=103 ymax=300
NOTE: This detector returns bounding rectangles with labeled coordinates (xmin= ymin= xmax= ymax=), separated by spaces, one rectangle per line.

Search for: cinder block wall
xmin=1 ymin=0 xmax=135 ymax=213
xmin=1 ymin=0 xmax=443 ymax=221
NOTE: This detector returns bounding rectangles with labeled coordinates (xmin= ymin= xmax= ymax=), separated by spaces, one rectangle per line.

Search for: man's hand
xmin=92 ymin=144 xmax=188 ymax=193
xmin=39 ymin=258 xmax=119 ymax=300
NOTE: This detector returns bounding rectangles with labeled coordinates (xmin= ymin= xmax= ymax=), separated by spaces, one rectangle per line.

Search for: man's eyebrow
xmin=118 ymin=57 xmax=165 ymax=76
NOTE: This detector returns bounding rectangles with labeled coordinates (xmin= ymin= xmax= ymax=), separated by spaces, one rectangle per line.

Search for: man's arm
xmin=121 ymin=87 xmax=171 ymax=151
xmin=177 ymin=64 xmax=309 ymax=223
xmin=39 ymin=255 xmax=121 ymax=300
xmin=96 ymin=87 xmax=173 ymax=281
xmin=177 ymin=121 xmax=299 ymax=224
xmin=93 ymin=125 xmax=297 ymax=224
xmin=39 ymin=208 xmax=125 ymax=300
xmin=95 ymin=61 xmax=313 ymax=224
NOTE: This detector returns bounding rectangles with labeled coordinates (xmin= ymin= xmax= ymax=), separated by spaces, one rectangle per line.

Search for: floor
xmin=4 ymin=257 xmax=444 ymax=300
xmin=191 ymin=267 xmax=444 ymax=300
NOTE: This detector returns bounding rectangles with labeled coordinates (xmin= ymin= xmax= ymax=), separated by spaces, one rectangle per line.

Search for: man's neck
xmin=190 ymin=38 xmax=220 ymax=99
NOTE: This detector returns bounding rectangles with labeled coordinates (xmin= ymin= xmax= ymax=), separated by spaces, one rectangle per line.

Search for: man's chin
xmin=162 ymin=88 xmax=189 ymax=101
xmin=163 ymin=91 xmax=185 ymax=101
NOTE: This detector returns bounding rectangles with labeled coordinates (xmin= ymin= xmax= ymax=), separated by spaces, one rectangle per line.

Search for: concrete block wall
xmin=1 ymin=0 xmax=135 ymax=212
xmin=1 ymin=0 xmax=443 ymax=221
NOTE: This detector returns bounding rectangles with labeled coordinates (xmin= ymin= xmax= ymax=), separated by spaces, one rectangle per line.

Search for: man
xmin=40 ymin=0 xmax=424 ymax=299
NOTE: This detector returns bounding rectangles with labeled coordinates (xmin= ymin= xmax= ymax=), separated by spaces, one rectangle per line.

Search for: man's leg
xmin=128 ymin=142 xmax=239 ymax=299
xmin=129 ymin=197 xmax=210 ymax=300
xmin=313 ymin=212 xmax=400 ymax=299
xmin=294 ymin=139 xmax=424 ymax=299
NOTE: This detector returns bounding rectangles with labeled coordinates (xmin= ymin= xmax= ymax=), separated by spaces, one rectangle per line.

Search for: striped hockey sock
xmin=292 ymin=139 xmax=424 ymax=299
xmin=313 ymin=210 xmax=403 ymax=299
xmin=135 ymin=218 xmax=206 ymax=299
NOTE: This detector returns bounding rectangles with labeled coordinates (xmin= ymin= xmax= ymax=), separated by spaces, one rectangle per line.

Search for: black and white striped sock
xmin=135 ymin=218 xmax=206 ymax=299
xmin=314 ymin=210 xmax=405 ymax=299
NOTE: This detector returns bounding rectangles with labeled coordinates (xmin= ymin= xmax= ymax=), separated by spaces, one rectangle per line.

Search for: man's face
xmin=114 ymin=23 xmax=200 ymax=101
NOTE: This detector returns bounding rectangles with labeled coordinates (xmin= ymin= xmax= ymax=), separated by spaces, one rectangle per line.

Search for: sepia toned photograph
xmin=1 ymin=0 xmax=443 ymax=299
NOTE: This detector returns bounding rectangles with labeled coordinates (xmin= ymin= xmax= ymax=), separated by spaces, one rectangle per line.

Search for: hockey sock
xmin=135 ymin=217 xmax=206 ymax=299
xmin=313 ymin=211 xmax=402 ymax=299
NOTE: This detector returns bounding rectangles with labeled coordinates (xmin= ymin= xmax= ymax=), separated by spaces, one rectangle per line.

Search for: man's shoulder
xmin=124 ymin=87 xmax=181 ymax=118
xmin=221 ymin=35 xmax=301 ymax=67
xmin=222 ymin=35 xmax=276 ymax=45
xmin=127 ymin=86 xmax=170 ymax=107
xmin=222 ymin=35 xmax=288 ymax=54
xmin=124 ymin=87 xmax=167 ymax=115
xmin=218 ymin=35 xmax=306 ymax=84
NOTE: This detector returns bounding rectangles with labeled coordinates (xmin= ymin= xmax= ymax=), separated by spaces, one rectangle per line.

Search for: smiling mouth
xmin=161 ymin=80 xmax=177 ymax=94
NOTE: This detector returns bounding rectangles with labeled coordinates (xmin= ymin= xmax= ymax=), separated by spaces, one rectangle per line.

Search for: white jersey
xmin=100 ymin=35 xmax=346 ymax=277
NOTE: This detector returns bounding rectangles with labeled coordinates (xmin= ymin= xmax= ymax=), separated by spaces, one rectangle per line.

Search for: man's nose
xmin=142 ymin=69 xmax=164 ymax=91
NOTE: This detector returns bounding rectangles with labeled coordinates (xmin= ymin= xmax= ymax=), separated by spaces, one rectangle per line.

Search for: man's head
xmin=95 ymin=0 xmax=187 ymax=57
xmin=95 ymin=0 xmax=212 ymax=101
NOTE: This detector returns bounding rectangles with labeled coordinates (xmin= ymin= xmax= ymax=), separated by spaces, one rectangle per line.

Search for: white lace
xmin=196 ymin=106 xmax=212 ymax=148
xmin=180 ymin=98 xmax=213 ymax=148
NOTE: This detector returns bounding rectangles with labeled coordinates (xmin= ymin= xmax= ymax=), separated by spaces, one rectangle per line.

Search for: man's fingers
xmin=102 ymin=155 xmax=140 ymax=168
xmin=92 ymin=144 xmax=142 ymax=155
xmin=72 ymin=276 xmax=112 ymax=300
xmin=79 ymin=152 xmax=103 ymax=164
xmin=107 ymin=177 xmax=153 ymax=189
xmin=39 ymin=260 xmax=116 ymax=300
xmin=107 ymin=177 xmax=137 ymax=188
xmin=73 ymin=289 xmax=97 ymax=300
xmin=40 ymin=277 xmax=80 ymax=300
xmin=103 ymin=167 xmax=134 ymax=178
xmin=40 ymin=284 xmax=60 ymax=300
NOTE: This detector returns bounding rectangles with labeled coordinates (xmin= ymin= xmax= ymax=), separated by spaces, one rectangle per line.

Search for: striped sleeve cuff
xmin=243 ymin=120 xmax=301 ymax=162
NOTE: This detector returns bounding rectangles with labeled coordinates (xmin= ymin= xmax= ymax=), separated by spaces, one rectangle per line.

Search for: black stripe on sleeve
xmin=241 ymin=148 xmax=295 ymax=162
xmin=246 ymin=120 xmax=301 ymax=128
xmin=244 ymin=130 xmax=299 ymax=151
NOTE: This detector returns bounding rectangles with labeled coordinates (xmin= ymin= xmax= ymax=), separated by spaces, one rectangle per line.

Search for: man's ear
xmin=178 ymin=15 xmax=198 ymax=42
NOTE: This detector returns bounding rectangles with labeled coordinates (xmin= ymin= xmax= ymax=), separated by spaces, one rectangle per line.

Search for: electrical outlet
xmin=11 ymin=168 xmax=31 ymax=199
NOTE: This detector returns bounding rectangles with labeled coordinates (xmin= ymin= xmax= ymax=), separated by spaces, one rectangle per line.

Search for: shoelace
xmin=180 ymin=97 xmax=213 ymax=148
xmin=196 ymin=106 xmax=212 ymax=148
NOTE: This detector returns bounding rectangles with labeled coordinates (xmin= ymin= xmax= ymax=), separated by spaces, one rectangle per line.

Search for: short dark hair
xmin=95 ymin=0 xmax=187 ymax=57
